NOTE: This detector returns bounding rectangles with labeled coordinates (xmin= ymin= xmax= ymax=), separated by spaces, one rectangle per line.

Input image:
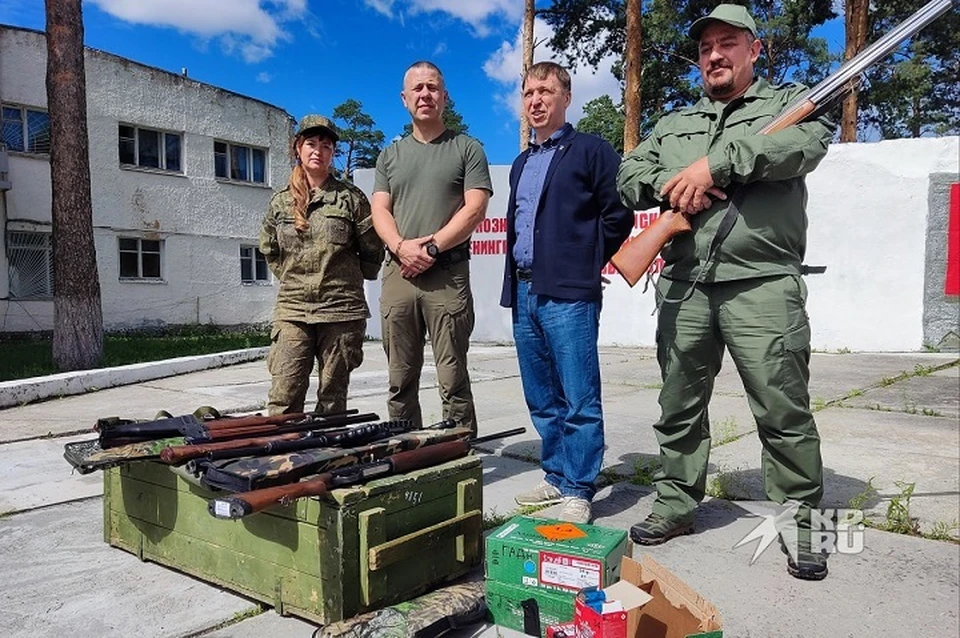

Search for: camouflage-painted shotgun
xmin=209 ymin=427 xmax=525 ymax=519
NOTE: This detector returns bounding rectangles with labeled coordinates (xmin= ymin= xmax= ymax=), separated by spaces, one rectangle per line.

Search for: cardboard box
xmin=486 ymin=516 xmax=630 ymax=594
xmin=575 ymin=580 xmax=654 ymax=638
xmin=485 ymin=516 xmax=631 ymax=636
xmin=104 ymin=456 xmax=483 ymax=625
xmin=616 ymin=555 xmax=723 ymax=638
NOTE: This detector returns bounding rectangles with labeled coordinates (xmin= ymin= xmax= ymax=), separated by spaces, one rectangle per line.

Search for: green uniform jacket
xmin=617 ymin=78 xmax=834 ymax=282
xmin=260 ymin=177 xmax=384 ymax=323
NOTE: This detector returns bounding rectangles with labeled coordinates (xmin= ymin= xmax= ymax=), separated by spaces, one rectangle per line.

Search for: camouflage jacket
xmin=260 ymin=177 xmax=384 ymax=323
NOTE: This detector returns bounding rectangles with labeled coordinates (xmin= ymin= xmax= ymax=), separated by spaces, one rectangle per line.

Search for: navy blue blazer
xmin=499 ymin=127 xmax=632 ymax=307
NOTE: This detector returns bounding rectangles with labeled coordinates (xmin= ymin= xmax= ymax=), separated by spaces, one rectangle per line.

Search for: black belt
xmin=516 ymin=268 xmax=532 ymax=282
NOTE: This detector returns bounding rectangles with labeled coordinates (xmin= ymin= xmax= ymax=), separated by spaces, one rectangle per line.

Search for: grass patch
xmin=711 ymin=416 xmax=739 ymax=447
xmin=705 ymin=466 xmax=745 ymax=500
xmin=0 ymin=325 xmax=270 ymax=381
xmin=925 ymin=520 xmax=960 ymax=542
xmin=629 ymin=458 xmax=659 ymax=486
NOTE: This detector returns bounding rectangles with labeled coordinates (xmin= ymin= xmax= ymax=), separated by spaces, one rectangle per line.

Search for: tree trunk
xmin=520 ymin=0 xmax=535 ymax=152
xmin=45 ymin=0 xmax=103 ymax=371
xmin=841 ymin=0 xmax=869 ymax=142
xmin=623 ymin=0 xmax=642 ymax=153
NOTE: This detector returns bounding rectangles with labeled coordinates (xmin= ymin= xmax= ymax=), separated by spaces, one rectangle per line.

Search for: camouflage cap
xmin=688 ymin=4 xmax=758 ymax=40
xmin=296 ymin=114 xmax=339 ymax=142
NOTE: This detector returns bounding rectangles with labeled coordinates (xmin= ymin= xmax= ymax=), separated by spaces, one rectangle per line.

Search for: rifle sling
xmin=659 ymin=185 xmax=746 ymax=306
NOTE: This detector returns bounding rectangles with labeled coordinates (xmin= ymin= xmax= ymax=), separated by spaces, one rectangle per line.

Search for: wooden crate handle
xmin=367 ymin=509 xmax=482 ymax=571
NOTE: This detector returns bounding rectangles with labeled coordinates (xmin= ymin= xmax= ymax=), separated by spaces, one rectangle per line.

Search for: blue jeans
xmin=512 ymin=279 xmax=604 ymax=500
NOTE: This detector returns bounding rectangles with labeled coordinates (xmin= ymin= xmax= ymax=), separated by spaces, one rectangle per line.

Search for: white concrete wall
xmin=355 ymin=135 xmax=960 ymax=352
xmin=0 ymin=27 xmax=293 ymax=332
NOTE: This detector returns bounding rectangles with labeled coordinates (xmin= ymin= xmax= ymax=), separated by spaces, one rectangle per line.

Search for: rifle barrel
xmin=208 ymin=427 xmax=526 ymax=519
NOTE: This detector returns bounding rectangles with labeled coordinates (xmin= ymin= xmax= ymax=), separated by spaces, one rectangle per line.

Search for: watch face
xmin=427 ymin=243 xmax=439 ymax=257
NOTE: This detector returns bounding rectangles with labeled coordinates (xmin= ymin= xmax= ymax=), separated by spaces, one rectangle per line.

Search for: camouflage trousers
xmin=266 ymin=318 xmax=366 ymax=416
xmin=379 ymin=259 xmax=476 ymax=434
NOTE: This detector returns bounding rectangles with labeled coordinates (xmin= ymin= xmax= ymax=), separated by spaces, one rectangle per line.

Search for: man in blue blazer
xmin=500 ymin=61 xmax=633 ymax=523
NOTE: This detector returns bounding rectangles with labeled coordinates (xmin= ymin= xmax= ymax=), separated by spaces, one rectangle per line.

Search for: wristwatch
xmin=425 ymin=241 xmax=439 ymax=258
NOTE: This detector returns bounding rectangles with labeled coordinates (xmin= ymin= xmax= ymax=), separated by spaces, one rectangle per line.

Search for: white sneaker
xmin=558 ymin=497 xmax=592 ymax=524
xmin=515 ymin=481 xmax=563 ymax=506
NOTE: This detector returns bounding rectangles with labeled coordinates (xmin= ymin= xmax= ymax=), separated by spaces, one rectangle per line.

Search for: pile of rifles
xmin=63 ymin=407 xmax=522 ymax=520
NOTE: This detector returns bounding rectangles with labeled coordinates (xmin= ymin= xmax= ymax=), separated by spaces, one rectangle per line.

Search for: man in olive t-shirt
xmin=371 ymin=60 xmax=492 ymax=434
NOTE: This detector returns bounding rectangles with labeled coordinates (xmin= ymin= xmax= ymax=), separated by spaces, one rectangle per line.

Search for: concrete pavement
xmin=0 ymin=343 xmax=957 ymax=637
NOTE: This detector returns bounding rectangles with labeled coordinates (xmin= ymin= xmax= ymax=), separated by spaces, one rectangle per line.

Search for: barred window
xmin=119 ymin=124 xmax=182 ymax=172
xmin=7 ymin=231 xmax=54 ymax=298
xmin=240 ymin=245 xmax=269 ymax=283
xmin=1 ymin=104 xmax=51 ymax=154
xmin=119 ymin=237 xmax=163 ymax=280
xmin=215 ymin=140 xmax=266 ymax=184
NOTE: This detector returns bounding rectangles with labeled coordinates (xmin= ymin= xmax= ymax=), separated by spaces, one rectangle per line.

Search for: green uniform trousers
xmin=651 ymin=274 xmax=823 ymax=521
xmin=266 ymin=318 xmax=366 ymax=416
xmin=380 ymin=259 xmax=476 ymax=434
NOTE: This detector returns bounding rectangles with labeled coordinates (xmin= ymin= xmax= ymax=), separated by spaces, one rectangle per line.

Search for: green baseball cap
xmin=688 ymin=4 xmax=758 ymax=40
xmin=296 ymin=114 xmax=339 ymax=142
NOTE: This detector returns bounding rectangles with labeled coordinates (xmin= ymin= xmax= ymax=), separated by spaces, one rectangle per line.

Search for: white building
xmin=0 ymin=25 xmax=293 ymax=333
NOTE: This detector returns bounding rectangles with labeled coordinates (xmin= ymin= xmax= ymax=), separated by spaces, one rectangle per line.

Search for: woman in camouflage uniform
xmin=259 ymin=115 xmax=384 ymax=415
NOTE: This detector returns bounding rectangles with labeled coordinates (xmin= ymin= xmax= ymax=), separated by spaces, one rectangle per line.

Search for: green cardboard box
xmin=485 ymin=515 xmax=630 ymax=595
xmin=485 ymin=579 xmax=575 ymax=635
xmin=484 ymin=516 xmax=631 ymax=635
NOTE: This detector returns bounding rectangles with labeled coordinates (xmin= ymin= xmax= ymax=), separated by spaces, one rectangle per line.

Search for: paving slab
xmin=0 ymin=500 xmax=256 ymax=638
xmin=0 ymin=344 xmax=957 ymax=638
xmin=0 ymin=433 xmax=102 ymax=514
xmin=202 ymin=610 xmax=316 ymax=637
xmin=707 ymin=404 xmax=960 ymax=535
xmin=839 ymin=365 xmax=960 ymax=418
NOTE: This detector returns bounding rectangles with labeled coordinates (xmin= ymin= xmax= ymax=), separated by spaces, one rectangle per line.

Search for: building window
xmin=1 ymin=104 xmax=51 ymax=154
xmin=7 ymin=231 xmax=54 ymax=298
xmin=240 ymin=245 xmax=269 ymax=283
xmin=119 ymin=237 xmax=162 ymax=280
xmin=119 ymin=124 xmax=181 ymax=172
xmin=215 ymin=141 xmax=266 ymax=184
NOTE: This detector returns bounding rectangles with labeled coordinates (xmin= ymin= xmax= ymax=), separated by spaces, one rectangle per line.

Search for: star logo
xmin=733 ymin=500 xmax=802 ymax=564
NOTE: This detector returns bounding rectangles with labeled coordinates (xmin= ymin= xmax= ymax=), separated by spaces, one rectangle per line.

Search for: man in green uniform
xmin=260 ymin=115 xmax=384 ymax=416
xmin=617 ymin=5 xmax=834 ymax=580
xmin=371 ymin=61 xmax=492 ymax=435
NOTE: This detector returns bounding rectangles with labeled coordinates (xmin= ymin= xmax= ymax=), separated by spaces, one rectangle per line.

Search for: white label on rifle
xmin=214 ymin=501 xmax=231 ymax=518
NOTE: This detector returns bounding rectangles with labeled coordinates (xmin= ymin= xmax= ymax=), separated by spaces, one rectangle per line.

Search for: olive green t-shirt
xmin=373 ymin=130 xmax=493 ymax=239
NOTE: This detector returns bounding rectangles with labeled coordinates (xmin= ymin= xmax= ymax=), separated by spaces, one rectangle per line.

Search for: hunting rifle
xmin=159 ymin=418 xmax=435 ymax=465
xmin=610 ymin=0 xmax=954 ymax=287
xmin=209 ymin=427 xmax=526 ymax=519
xmin=97 ymin=408 xmax=378 ymax=447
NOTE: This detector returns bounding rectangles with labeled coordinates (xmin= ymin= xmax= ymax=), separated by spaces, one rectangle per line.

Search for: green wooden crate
xmin=103 ymin=455 xmax=483 ymax=625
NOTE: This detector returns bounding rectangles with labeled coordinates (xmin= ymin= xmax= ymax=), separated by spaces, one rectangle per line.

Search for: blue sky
xmin=0 ymin=0 xmax=847 ymax=165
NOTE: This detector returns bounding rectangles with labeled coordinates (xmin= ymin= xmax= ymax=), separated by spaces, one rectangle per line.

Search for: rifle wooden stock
xmin=159 ymin=432 xmax=304 ymax=465
xmin=611 ymin=98 xmax=822 ymax=288
xmin=210 ymin=440 xmax=472 ymax=519
xmin=610 ymin=210 xmax=692 ymax=287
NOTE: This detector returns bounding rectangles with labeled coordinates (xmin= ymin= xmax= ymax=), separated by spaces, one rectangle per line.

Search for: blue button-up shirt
xmin=512 ymin=124 xmax=571 ymax=269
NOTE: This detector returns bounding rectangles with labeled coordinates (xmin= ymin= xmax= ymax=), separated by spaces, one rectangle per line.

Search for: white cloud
xmin=364 ymin=0 xmax=521 ymax=37
xmin=256 ymin=71 xmax=273 ymax=83
xmin=483 ymin=18 xmax=622 ymax=124
xmin=88 ymin=0 xmax=308 ymax=62
xmin=364 ymin=0 xmax=396 ymax=18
